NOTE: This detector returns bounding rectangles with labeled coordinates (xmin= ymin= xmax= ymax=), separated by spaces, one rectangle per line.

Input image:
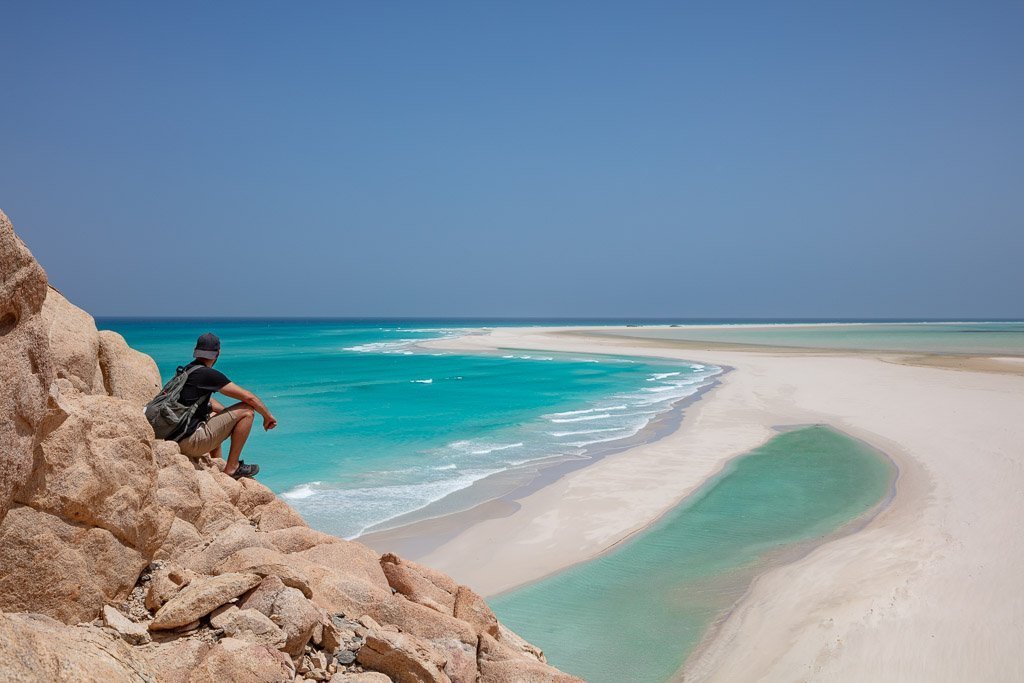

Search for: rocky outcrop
xmin=0 ymin=210 xmax=580 ymax=682
xmin=0 ymin=209 xmax=53 ymax=527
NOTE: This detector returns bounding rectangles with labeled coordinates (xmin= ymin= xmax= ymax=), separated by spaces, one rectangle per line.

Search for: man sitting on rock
xmin=175 ymin=332 xmax=277 ymax=479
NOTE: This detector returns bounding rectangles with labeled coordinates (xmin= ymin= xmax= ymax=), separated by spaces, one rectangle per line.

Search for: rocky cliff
xmin=0 ymin=209 xmax=580 ymax=683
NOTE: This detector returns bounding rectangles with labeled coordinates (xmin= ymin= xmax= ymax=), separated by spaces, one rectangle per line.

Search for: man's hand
xmin=264 ymin=415 xmax=278 ymax=431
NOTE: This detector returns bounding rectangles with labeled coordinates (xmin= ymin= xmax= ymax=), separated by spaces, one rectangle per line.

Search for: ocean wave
xmin=411 ymin=379 xmax=433 ymax=384
xmin=281 ymin=481 xmax=323 ymax=500
xmin=547 ymin=427 xmax=624 ymax=437
xmin=647 ymin=372 xmax=681 ymax=381
xmin=544 ymin=405 xmax=628 ymax=418
xmin=470 ymin=442 xmax=524 ymax=455
xmin=547 ymin=413 xmax=615 ymax=423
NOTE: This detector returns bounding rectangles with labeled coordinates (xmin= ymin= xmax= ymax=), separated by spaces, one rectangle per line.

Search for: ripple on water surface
xmin=489 ymin=426 xmax=894 ymax=683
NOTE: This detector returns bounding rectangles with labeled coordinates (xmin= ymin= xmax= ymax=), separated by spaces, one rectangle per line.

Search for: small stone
xmin=335 ymin=649 xmax=357 ymax=665
xmin=101 ymin=605 xmax=151 ymax=645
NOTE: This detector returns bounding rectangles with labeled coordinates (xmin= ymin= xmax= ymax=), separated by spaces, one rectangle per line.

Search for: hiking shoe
xmin=230 ymin=460 xmax=260 ymax=479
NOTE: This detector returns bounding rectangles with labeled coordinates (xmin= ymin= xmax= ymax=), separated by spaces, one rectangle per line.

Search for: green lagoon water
xmin=490 ymin=426 xmax=893 ymax=682
xmin=604 ymin=322 xmax=1024 ymax=355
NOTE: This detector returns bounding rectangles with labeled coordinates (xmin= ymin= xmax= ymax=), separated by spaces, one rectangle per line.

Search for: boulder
xmin=299 ymin=542 xmax=390 ymax=591
xmin=103 ymin=604 xmax=151 ymax=645
xmin=0 ymin=209 xmax=53 ymax=527
xmin=249 ymin=497 xmax=308 ymax=531
xmin=432 ymin=636 xmax=478 ymax=683
xmin=212 ymin=470 xmax=244 ymax=505
xmin=356 ymin=629 xmax=450 ymax=683
xmin=268 ymin=525 xmax=342 ymax=554
xmin=150 ymin=572 xmax=262 ymax=630
xmin=193 ymin=499 xmax=249 ymax=536
xmin=156 ymin=461 xmax=204 ymax=525
xmin=40 ymin=287 xmax=102 ymax=394
xmin=96 ymin=329 xmax=161 ymax=405
xmin=15 ymin=380 xmax=171 ymax=555
xmin=0 ymin=505 xmax=146 ymax=623
xmin=154 ymin=517 xmax=205 ymax=561
xmin=209 ymin=605 xmax=287 ymax=649
xmin=381 ymin=553 xmax=457 ymax=615
xmin=453 ymin=585 xmax=499 ymax=638
xmin=302 ymin=563 xmax=394 ymax=619
xmin=330 ymin=674 xmax=392 ymax=683
xmin=374 ymin=596 xmax=477 ymax=648
xmin=145 ymin=564 xmax=195 ymax=612
xmin=0 ymin=610 xmax=155 ymax=682
xmin=214 ymin=546 xmax=314 ymax=598
xmin=188 ymin=637 xmax=294 ymax=683
xmin=476 ymin=634 xmax=582 ymax=683
xmin=496 ymin=623 xmax=547 ymax=662
xmin=135 ymin=637 xmax=212 ymax=683
xmin=235 ymin=477 xmax=279 ymax=515
xmin=181 ymin=520 xmax=276 ymax=575
xmin=237 ymin=575 xmax=287 ymax=617
xmin=271 ymin=585 xmax=322 ymax=656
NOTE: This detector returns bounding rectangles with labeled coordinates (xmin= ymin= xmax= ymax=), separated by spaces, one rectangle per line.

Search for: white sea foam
xmin=544 ymin=405 xmax=628 ymax=418
xmin=647 ymin=372 xmax=681 ymax=381
xmin=411 ymin=379 xmax=433 ymax=384
xmin=281 ymin=482 xmax=323 ymax=500
xmin=470 ymin=442 xmax=524 ymax=455
xmin=547 ymin=427 xmax=624 ymax=437
xmin=548 ymin=413 xmax=614 ymax=423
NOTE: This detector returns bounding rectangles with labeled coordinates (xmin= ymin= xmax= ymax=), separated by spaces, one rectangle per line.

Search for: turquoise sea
xmin=101 ymin=319 xmax=718 ymax=538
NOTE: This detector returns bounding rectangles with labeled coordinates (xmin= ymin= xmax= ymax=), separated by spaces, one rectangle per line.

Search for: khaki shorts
xmin=178 ymin=409 xmax=244 ymax=457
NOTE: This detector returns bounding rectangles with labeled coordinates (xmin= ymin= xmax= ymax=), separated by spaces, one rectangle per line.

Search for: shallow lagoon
xmin=490 ymin=426 xmax=894 ymax=682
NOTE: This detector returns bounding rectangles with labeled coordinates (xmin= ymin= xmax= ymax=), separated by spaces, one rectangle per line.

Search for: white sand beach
xmin=406 ymin=326 xmax=1024 ymax=681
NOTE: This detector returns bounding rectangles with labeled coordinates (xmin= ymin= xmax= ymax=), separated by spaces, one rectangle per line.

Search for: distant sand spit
xmin=403 ymin=326 xmax=1024 ymax=682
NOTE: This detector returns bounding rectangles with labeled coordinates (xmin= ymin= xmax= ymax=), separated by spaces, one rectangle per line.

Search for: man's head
xmin=193 ymin=332 xmax=221 ymax=365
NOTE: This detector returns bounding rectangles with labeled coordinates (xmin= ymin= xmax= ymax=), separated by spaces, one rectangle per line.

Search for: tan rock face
xmin=97 ymin=329 xmax=162 ymax=405
xmin=0 ymin=610 xmax=155 ymax=682
xmin=15 ymin=380 xmax=171 ymax=554
xmin=150 ymin=572 xmax=262 ymax=630
xmin=0 ymin=209 xmax=53 ymax=527
xmin=40 ymin=287 xmax=103 ymax=394
xmin=0 ymin=505 xmax=147 ymax=623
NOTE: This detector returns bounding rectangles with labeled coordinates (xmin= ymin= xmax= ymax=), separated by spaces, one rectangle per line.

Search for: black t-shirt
xmin=178 ymin=360 xmax=231 ymax=438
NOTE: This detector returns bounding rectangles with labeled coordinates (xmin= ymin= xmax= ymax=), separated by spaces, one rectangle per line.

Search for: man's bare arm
xmin=219 ymin=382 xmax=278 ymax=430
xmin=209 ymin=397 xmax=225 ymax=415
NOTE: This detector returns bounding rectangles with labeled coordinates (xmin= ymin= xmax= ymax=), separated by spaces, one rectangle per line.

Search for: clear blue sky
xmin=3 ymin=2 xmax=1022 ymax=318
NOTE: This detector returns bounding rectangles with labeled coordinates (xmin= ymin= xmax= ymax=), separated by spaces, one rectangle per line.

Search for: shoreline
xmin=359 ymin=371 xmax=724 ymax=561
xmin=361 ymin=325 xmax=1024 ymax=680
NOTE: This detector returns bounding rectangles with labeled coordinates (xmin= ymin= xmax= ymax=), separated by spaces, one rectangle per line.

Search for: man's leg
xmin=218 ymin=402 xmax=255 ymax=475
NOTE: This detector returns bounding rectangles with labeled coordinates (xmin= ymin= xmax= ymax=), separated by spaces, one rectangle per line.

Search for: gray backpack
xmin=145 ymin=365 xmax=205 ymax=441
